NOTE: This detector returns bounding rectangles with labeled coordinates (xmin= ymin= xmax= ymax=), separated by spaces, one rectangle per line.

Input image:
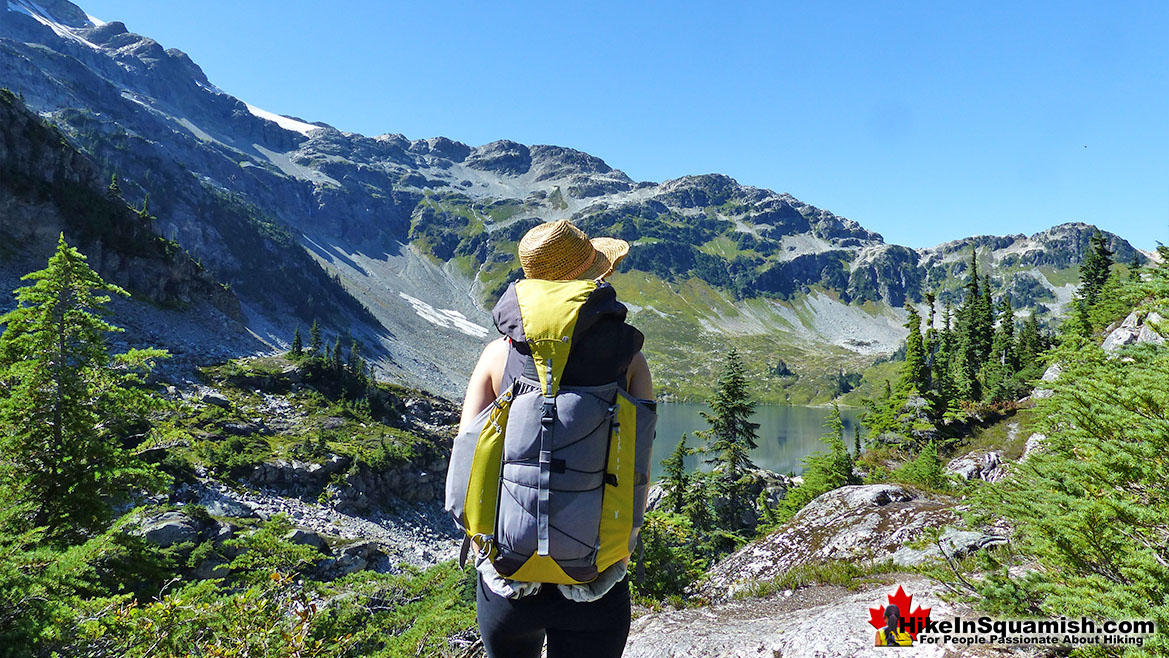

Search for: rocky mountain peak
xmin=7 ymin=0 xmax=92 ymax=29
xmin=464 ymin=139 xmax=531 ymax=175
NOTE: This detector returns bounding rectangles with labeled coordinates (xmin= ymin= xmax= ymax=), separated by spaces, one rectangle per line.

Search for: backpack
xmin=445 ymin=279 xmax=657 ymax=584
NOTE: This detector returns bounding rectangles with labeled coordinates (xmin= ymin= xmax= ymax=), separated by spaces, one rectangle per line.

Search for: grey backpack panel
xmin=495 ymin=378 xmax=618 ymax=569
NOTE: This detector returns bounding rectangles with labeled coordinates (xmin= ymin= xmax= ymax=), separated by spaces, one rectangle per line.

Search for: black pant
xmin=476 ymin=575 xmax=631 ymax=658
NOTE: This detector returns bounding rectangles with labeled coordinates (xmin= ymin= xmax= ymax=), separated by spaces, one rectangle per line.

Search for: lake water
xmin=649 ymin=403 xmax=863 ymax=481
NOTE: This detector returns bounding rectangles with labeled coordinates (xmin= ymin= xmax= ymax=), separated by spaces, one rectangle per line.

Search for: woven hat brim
xmin=578 ymin=237 xmax=630 ymax=280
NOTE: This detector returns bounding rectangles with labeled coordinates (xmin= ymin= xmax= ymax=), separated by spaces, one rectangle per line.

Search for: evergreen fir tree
xmin=1016 ymin=313 xmax=1044 ymax=371
xmin=1129 ymin=253 xmax=1142 ymax=282
xmin=347 ymin=339 xmax=362 ymax=376
xmin=982 ymin=295 xmax=1019 ymax=402
xmin=699 ymin=347 xmax=760 ymax=533
xmin=330 ymin=337 xmax=343 ymax=372
xmin=308 ymin=319 xmax=322 ymax=356
xmin=290 ymin=327 xmax=303 ymax=356
xmin=853 ymin=424 xmax=862 ymax=456
xmin=899 ymin=304 xmax=929 ymax=395
xmin=0 ymin=236 xmax=168 ymax=542
xmin=107 ymin=172 xmax=121 ymax=198
xmin=773 ymin=404 xmax=856 ymax=523
xmin=1078 ymin=230 xmax=1114 ymax=307
xmin=660 ymin=434 xmax=690 ymax=515
xmin=932 ymin=303 xmax=957 ymax=413
xmin=137 ymin=194 xmax=153 ymax=222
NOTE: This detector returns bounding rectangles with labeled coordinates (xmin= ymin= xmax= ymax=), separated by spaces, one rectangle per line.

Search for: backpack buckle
xmin=541 ymin=396 xmax=556 ymax=424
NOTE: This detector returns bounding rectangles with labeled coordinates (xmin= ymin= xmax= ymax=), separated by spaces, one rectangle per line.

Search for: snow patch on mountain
xmin=244 ymin=103 xmax=320 ymax=137
xmin=398 ymin=293 xmax=489 ymax=338
xmin=7 ymin=0 xmax=99 ymax=48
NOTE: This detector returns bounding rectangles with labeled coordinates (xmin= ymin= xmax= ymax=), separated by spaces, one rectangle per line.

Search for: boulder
xmin=1103 ymin=310 xmax=1165 ymax=353
xmin=194 ymin=556 xmax=230 ymax=579
xmin=1031 ymin=362 xmax=1062 ymax=399
xmin=1021 ymin=433 xmax=1047 ymax=461
xmin=139 ymin=511 xmax=200 ymax=547
xmin=889 ymin=527 xmax=1007 ymax=567
xmin=699 ymin=485 xmax=960 ymax=601
xmin=201 ymin=391 xmax=230 ymax=408
xmin=285 ymin=528 xmax=330 ymax=554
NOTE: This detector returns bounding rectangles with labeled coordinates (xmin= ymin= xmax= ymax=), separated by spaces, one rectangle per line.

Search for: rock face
xmin=700 ymin=485 xmax=961 ymax=601
xmin=627 ymin=575 xmax=1033 ymax=658
xmin=945 ymin=450 xmax=1005 ymax=482
xmin=137 ymin=511 xmax=201 ymax=547
xmin=1102 ymin=310 xmax=1166 ymax=352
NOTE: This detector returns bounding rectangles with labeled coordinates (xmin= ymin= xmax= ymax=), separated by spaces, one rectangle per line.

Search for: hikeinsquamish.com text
xmin=914 ymin=616 xmax=1155 ymax=648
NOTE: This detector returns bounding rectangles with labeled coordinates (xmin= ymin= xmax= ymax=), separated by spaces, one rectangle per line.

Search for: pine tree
xmin=899 ymin=304 xmax=928 ymax=396
xmin=982 ymin=295 xmax=1018 ymax=402
xmin=137 ymin=194 xmax=154 ymax=222
xmin=1016 ymin=313 xmax=1044 ymax=372
xmin=853 ymin=424 xmax=862 ymax=455
xmin=308 ymin=319 xmax=322 ymax=356
xmin=660 ymin=434 xmax=690 ymax=515
xmin=699 ymin=347 xmax=760 ymax=533
xmin=330 ymin=337 xmax=343 ymax=371
xmin=773 ymin=404 xmax=856 ymax=523
xmin=346 ymin=339 xmax=362 ymax=376
xmin=1129 ymin=253 xmax=1142 ymax=282
xmin=107 ymin=172 xmax=121 ymax=198
xmin=932 ymin=303 xmax=957 ymax=413
xmin=1078 ymin=230 xmax=1114 ymax=307
xmin=290 ymin=327 xmax=303 ymax=357
xmin=0 ymin=236 xmax=168 ymax=541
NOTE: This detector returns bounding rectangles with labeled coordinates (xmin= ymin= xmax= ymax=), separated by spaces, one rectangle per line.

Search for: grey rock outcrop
xmin=137 ymin=511 xmax=201 ymax=547
xmin=889 ymin=527 xmax=1007 ymax=567
xmin=1102 ymin=310 xmax=1165 ymax=353
xmin=627 ymin=574 xmax=1032 ymax=658
xmin=700 ymin=485 xmax=962 ymax=601
xmin=945 ymin=450 xmax=1004 ymax=482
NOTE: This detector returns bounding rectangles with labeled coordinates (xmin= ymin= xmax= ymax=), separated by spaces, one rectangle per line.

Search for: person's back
xmin=454 ymin=220 xmax=652 ymax=658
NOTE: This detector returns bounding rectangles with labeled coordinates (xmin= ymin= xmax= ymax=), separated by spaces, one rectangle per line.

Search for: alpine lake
xmin=649 ymin=403 xmax=863 ymax=481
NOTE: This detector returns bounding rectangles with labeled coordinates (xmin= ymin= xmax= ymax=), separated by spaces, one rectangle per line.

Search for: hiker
xmin=456 ymin=219 xmax=653 ymax=658
xmin=875 ymin=604 xmax=914 ymax=646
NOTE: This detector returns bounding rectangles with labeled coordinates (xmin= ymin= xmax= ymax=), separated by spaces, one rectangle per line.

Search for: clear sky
xmin=80 ymin=1 xmax=1169 ymax=251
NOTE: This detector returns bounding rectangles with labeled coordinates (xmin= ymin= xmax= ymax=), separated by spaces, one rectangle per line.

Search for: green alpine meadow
xmin=1 ymin=1 xmax=1166 ymax=656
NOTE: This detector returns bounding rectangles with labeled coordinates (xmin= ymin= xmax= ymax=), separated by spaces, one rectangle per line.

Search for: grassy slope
xmin=608 ymin=272 xmax=876 ymax=404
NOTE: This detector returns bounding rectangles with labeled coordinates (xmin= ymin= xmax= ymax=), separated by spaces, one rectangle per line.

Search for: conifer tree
xmin=932 ymin=303 xmax=957 ymax=413
xmin=107 ymin=172 xmax=121 ymax=198
xmin=1078 ymin=230 xmax=1114 ymax=307
xmin=699 ymin=347 xmax=760 ymax=533
xmin=137 ymin=194 xmax=154 ymax=222
xmin=660 ymin=434 xmax=690 ymax=515
xmin=290 ymin=326 xmax=303 ymax=356
xmin=899 ymin=304 xmax=928 ymax=396
xmin=982 ymin=295 xmax=1018 ymax=402
xmin=773 ymin=404 xmax=856 ymax=523
xmin=330 ymin=337 xmax=342 ymax=372
xmin=347 ymin=339 xmax=362 ymax=376
xmin=1128 ymin=253 xmax=1142 ymax=282
xmin=853 ymin=424 xmax=862 ymax=455
xmin=1016 ymin=313 xmax=1044 ymax=372
xmin=308 ymin=319 xmax=322 ymax=356
xmin=0 ymin=236 xmax=167 ymax=541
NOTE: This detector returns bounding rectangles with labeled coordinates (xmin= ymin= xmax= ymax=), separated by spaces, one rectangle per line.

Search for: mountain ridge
xmin=0 ymin=0 xmax=1144 ymax=402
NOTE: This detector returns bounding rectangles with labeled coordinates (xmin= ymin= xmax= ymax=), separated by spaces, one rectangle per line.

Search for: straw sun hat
xmin=518 ymin=219 xmax=630 ymax=281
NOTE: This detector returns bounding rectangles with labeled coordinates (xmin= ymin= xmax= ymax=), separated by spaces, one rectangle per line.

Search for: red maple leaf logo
xmin=868 ymin=585 xmax=932 ymax=641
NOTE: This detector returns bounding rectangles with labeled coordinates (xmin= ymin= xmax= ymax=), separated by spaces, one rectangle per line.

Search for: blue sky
xmin=82 ymin=1 xmax=1168 ymax=250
